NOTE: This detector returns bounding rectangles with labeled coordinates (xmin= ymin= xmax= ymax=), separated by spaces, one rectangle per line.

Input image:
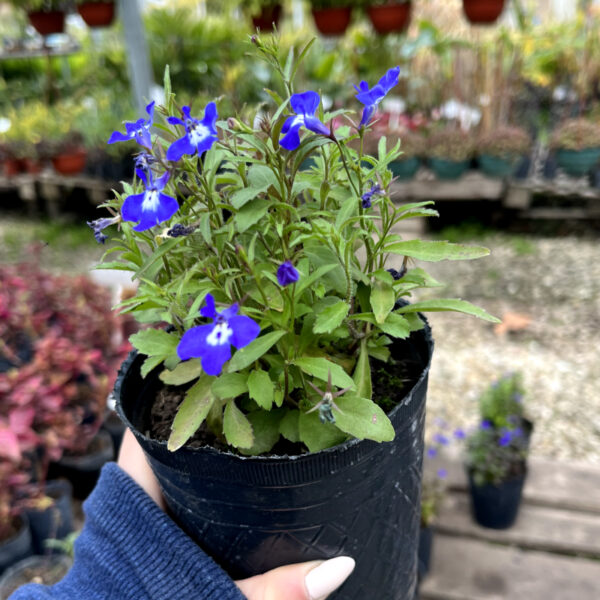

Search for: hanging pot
xmin=251 ymin=4 xmax=282 ymax=32
xmin=115 ymin=324 xmax=433 ymax=600
xmin=0 ymin=516 xmax=33 ymax=575
xmin=311 ymin=7 xmax=352 ymax=36
xmin=462 ymin=0 xmax=505 ymax=25
xmin=47 ymin=430 xmax=114 ymax=500
xmin=0 ymin=554 xmax=72 ymax=598
xmin=429 ymin=157 xmax=470 ymax=180
xmin=77 ymin=1 xmax=116 ymax=28
xmin=51 ymin=149 xmax=86 ymax=176
xmin=556 ymin=147 xmax=600 ymax=177
xmin=27 ymin=11 xmax=66 ymax=36
xmin=367 ymin=2 xmax=412 ymax=35
xmin=23 ymin=480 xmax=74 ymax=555
xmin=467 ymin=467 xmax=526 ymax=529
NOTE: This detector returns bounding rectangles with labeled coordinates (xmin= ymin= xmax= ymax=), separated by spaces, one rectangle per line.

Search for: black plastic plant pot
xmin=48 ymin=430 xmax=114 ymax=500
xmin=0 ymin=554 xmax=72 ymax=597
xmin=467 ymin=469 xmax=526 ymax=530
xmin=23 ymin=480 xmax=74 ymax=555
xmin=101 ymin=411 xmax=126 ymax=457
xmin=417 ymin=525 xmax=434 ymax=581
xmin=0 ymin=516 xmax=33 ymax=574
xmin=116 ymin=325 xmax=433 ymax=600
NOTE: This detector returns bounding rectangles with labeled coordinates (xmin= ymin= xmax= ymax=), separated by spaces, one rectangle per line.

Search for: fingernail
xmin=305 ymin=556 xmax=355 ymax=600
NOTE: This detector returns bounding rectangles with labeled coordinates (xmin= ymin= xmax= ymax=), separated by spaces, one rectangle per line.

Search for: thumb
xmin=235 ymin=556 xmax=355 ymax=600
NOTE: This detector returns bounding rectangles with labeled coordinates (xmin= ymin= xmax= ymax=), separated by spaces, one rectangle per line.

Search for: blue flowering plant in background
xmin=92 ymin=36 xmax=499 ymax=455
xmin=465 ymin=373 xmax=531 ymax=486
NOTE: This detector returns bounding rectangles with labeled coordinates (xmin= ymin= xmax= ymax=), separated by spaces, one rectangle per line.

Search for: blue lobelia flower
xmin=498 ymin=429 xmax=512 ymax=447
xmin=279 ymin=91 xmax=330 ymax=151
xmin=166 ymin=103 xmax=218 ymax=162
xmin=354 ymin=66 xmax=400 ymax=128
xmin=108 ymin=101 xmax=155 ymax=150
xmin=277 ymin=261 xmax=300 ymax=287
xmin=86 ymin=215 xmax=120 ymax=244
xmin=121 ymin=169 xmax=179 ymax=232
xmin=433 ymin=433 xmax=449 ymax=446
xmin=480 ymin=419 xmax=493 ymax=431
xmin=453 ymin=428 xmax=466 ymax=440
xmin=177 ymin=294 xmax=260 ymax=376
xmin=361 ymin=183 xmax=384 ymax=209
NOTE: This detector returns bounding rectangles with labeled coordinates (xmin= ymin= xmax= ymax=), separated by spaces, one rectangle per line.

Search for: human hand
xmin=118 ymin=429 xmax=355 ymax=600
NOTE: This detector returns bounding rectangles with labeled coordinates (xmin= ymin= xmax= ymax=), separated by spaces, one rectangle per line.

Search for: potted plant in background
xmin=462 ymin=0 xmax=506 ymax=25
xmin=550 ymin=118 xmax=600 ymax=177
xmin=310 ymin=0 xmax=354 ymax=36
xmin=76 ymin=0 xmax=116 ymax=28
xmin=387 ymin=130 xmax=425 ymax=180
xmin=247 ymin=0 xmax=283 ymax=33
xmin=426 ymin=128 xmax=474 ymax=180
xmin=364 ymin=0 xmax=412 ymax=35
xmin=477 ymin=126 xmax=532 ymax=178
xmin=15 ymin=1 xmax=68 ymax=36
xmin=464 ymin=373 xmax=532 ymax=529
xmin=94 ymin=37 xmax=498 ymax=599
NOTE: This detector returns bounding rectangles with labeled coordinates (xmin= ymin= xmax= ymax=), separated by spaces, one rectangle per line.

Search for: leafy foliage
xmin=551 ymin=118 xmax=600 ymax=151
xmin=477 ymin=126 xmax=531 ymax=158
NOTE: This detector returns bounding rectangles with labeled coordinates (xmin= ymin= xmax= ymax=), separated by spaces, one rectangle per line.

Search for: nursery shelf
xmin=0 ymin=40 xmax=81 ymax=61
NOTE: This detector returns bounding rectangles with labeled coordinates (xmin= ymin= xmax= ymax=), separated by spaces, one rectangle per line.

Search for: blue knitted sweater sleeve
xmin=9 ymin=463 xmax=246 ymax=600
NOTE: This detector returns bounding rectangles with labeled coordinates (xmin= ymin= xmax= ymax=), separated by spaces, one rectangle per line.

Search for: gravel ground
xmin=2 ymin=217 xmax=599 ymax=463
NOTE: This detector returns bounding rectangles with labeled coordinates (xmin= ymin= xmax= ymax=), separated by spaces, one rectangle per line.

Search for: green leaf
xmin=293 ymin=357 xmax=355 ymax=390
xmin=370 ymin=279 xmax=395 ymax=324
xmin=298 ymin=410 xmax=347 ymax=452
xmin=234 ymin=198 xmax=270 ymax=233
xmin=385 ymin=240 xmax=490 ymax=262
xmin=334 ymin=395 xmax=395 ymax=442
xmin=160 ymin=359 xmax=202 ymax=385
xmin=295 ymin=263 xmax=338 ymax=296
xmin=313 ymin=300 xmax=350 ymax=334
xmin=212 ymin=373 xmax=249 ymax=399
xmin=279 ymin=410 xmax=300 ymax=442
xmin=167 ymin=375 xmax=215 ymax=451
xmin=140 ymin=355 xmax=164 ymax=378
xmin=247 ymin=369 xmax=274 ymax=410
xmin=249 ymin=164 xmax=280 ymax=190
xmin=353 ymin=339 xmax=372 ymax=400
xmin=227 ymin=331 xmax=286 ymax=373
xmin=129 ymin=329 xmax=179 ymax=357
xmin=134 ymin=238 xmax=180 ymax=281
xmin=396 ymin=299 xmax=500 ymax=323
xmin=240 ymin=410 xmax=283 ymax=456
xmin=223 ymin=401 xmax=254 ymax=449
xmin=378 ymin=312 xmax=411 ymax=339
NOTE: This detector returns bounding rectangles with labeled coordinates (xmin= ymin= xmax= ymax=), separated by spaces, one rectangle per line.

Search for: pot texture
xmin=478 ymin=154 xmax=518 ymax=178
xmin=77 ymin=2 xmax=116 ymax=28
xmin=467 ymin=468 xmax=526 ymax=529
xmin=0 ymin=516 xmax=33 ymax=575
xmin=462 ymin=0 xmax=505 ymax=24
xmin=556 ymin=147 xmax=600 ymax=177
xmin=251 ymin=4 xmax=282 ymax=32
xmin=51 ymin=150 xmax=86 ymax=176
xmin=417 ymin=525 xmax=434 ymax=581
xmin=429 ymin=157 xmax=470 ymax=180
xmin=311 ymin=7 xmax=352 ymax=36
xmin=367 ymin=2 xmax=412 ymax=35
xmin=27 ymin=11 xmax=65 ymax=36
xmin=390 ymin=157 xmax=420 ymax=180
xmin=116 ymin=325 xmax=433 ymax=600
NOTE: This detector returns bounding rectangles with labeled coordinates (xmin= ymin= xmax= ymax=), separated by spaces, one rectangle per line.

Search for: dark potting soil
xmin=148 ymin=354 xmax=421 ymax=456
xmin=1 ymin=558 xmax=71 ymax=598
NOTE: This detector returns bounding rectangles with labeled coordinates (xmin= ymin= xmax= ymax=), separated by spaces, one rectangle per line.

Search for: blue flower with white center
xmin=121 ymin=169 xmax=179 ymax=232
xmin=86 ymin=215 xmax=120 ymax=244
xmin=108 ymin=101 xmax=155 ymax=150
xmin=166 ymin=103 xmax=218 ymax=162
xmin=354 ymin=66 xmax=400 ymax=128
xmin=277 ymin=261 xmax=299 ymax=287
xmin=279 ymin=91 xmax=331 ymax=151
xmin=177 ymin=294 xmax=260 ymax=376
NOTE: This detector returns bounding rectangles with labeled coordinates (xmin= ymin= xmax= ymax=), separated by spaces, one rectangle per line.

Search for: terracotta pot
xmin=27 ymin=11 xmax=65 ymax=36
xmin=367 ymin=2 xmax=412 ymax=34
xmin=311 ymin=7 xmax=352 ymax=36
xmin=251 ymin=4 xmax=282 ymax=32
xmin=52 ymin=150 xmax=87 ymax=176
xmin=462 ymin=0 xmax=505 ymax=24
xmin=21 ymin=158 xmax=43 ymax=174
xmin=2 ymin=158 xmax=23 ymax=177
xmin=77 ymin=2 xmax=116 ymax=28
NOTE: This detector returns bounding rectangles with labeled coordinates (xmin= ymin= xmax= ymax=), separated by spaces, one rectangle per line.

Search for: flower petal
xmin=280 ymin=123 xmax=302 ymax=151
xmin=136 ymin=129 xmax=153 ymax=150
xmin=166 ymin=135 xmax=196 ymax=161
xmin=195 ymin=135 xmax=218 ymax=155
xmin=121 ymin=193 xmax=145 ymax=223
xmin=303 ymin=115 xmax=330 ymax=137
xmin=291 ymin=91 xmax=320 ymax=116
xmin=378 ymin=66 xmax=400 ymax=93
xmin=146 ymin=101 xmax=156 ymax=120
xmin=108 ymin=131 xmax=131 ymax=145
xmin=135 ymin=168 xmax=148 ymax=186
xmin=177 ymin=324 xmax=213 ymax=360
xmin=155 ymin=193 xmax=179 ymax=223
xmin=228 ymin=315 xmax=260 ymax=349
xmin=200 ymin=294 xmax=217 ymax=319
xmin=155 ymin=171 xmax=170 ymax=191
xmin=201 ymin=343 xmax=231 ymax=376
xmin=221 ymin=304 xmax=239 ymax=320
xmin=168 ymin=116 xmax=185 ymax=126
xmin=202 ymin=102 xmax=218 ymax=132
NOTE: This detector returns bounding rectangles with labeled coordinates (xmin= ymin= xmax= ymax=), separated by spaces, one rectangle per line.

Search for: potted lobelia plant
xmin=550 ymin=118 xmax=600 ymax=177
xmin=93 ymin=36 xmax=498 ymax=599
xmin=477 ymin=126 xmax=531 ymax=178
xmin=426 ymin=128 xmax=475 ymax=180
xmin=310 ymin=0 xmax=355 ymax=36
xmin=465 ymin=373 xmax=532 ymax=529
xmin=76 ymin=0 xmax=117 ymax=28
xmin=364 ymin=0 xmax=412 ymax=35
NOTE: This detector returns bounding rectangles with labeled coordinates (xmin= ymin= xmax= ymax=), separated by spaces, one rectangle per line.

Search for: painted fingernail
xmin=305 ymin=556 xmax=356 ymax=600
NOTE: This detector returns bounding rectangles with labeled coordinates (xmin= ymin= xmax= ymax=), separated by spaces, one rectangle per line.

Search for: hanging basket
xmin=462 ymin=0 xmax=505 ymax=25
xmin=27 ymin=11 xmax=65 ymax=36
xmin=311 ymin=7 xmax=352 ymax=36
xmin=367 ymin=2 xmax=412 ymax=35
xmin=77 ymin=2 xmax=117 ymax=28
xmin=251 ymin=4 xmax=282 ymax=32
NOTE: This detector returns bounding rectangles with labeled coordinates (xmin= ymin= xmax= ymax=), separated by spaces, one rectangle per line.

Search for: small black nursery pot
xmin=417 ymin=525 xmax=434 ymax=581
xmin=467 ymin=469 xmax=526 ymax=529
xmin=116 ymin=325 xmax=433 ymax=600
